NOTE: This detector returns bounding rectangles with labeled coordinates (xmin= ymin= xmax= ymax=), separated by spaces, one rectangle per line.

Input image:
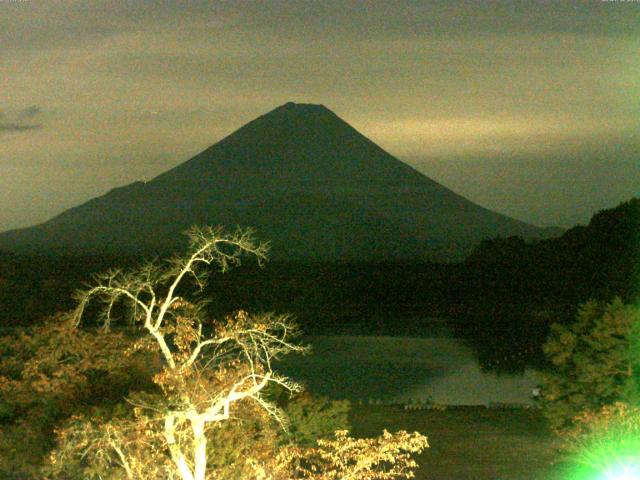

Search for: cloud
xmin=0 ymin=106 xmax=43 ymax=132
xmin=18 ymin=105 xmax=41 ymax=119
xmin=0 ymin=124 xmax=42 ymax=132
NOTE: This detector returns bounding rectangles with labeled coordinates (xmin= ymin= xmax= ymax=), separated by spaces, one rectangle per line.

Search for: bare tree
xmin=69 ymin=226 xmax=307 ymax=480
xmin=42 ymin=226 xmax=428 ymax=480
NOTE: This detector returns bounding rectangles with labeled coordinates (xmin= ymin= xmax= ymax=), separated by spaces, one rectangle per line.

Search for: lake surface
xmin=277 ymin=334 xmax=541 ymax=406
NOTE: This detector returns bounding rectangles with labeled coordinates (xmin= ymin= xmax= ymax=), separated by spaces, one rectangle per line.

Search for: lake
xmin=277 ymin=334 xmax=541 ymax=406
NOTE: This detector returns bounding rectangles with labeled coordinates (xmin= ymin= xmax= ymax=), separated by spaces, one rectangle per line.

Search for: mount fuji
xmin=0 ymin=102 xmax=556 ymax=261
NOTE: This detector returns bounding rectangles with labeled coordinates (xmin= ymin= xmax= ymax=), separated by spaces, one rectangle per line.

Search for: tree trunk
xmin=165 ymin=415 xmax=196 ymax=480
xmin=192 ymin=418 xmax=208 ymax=480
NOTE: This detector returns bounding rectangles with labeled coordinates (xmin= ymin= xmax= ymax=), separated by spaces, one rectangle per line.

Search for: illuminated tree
xmin=7 ymin=226 xmax=428 ymax=479
xmin=46 ymin=226 xmax=308 ymax=480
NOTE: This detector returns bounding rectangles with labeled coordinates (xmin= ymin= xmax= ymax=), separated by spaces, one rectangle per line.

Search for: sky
xmin=1 ymin=0 xmax=639 ymax=231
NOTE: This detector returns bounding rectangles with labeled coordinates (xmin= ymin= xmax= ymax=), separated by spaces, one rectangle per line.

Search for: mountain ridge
xmin=0 ymin=102 xmax=558 ymax=261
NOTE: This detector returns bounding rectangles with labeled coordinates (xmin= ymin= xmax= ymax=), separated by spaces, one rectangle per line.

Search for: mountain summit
xmin=0 ymin=102 xmax=554 ymax=260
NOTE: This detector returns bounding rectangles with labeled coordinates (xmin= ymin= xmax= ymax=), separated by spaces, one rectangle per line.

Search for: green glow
xmin=560 ymin=404 xmax=640 ymax=480
xmin=563 ymin=457 xmax=640 ymax=480
xmin=602 ymin=463 xmax=640 ymax=480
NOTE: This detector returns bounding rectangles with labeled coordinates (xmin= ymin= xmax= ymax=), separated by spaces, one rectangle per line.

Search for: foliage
xmin=203 ymin=402 xmax=280 ymax=479
xmin=44 ymin=389 xmax=352 ymax=480
xmin=280 ymin=392 xmax=350 ymax=447
xmin=0 ymin=312 xmax=145 ymax=478
xmin=45 ymin=401 xmax=171 ymax=480
xmin=539 ymin=297 xmax=640 ymax=432
xmin=466 ymin=197 xmax=640 ymax=306
xmin=279 ymin=429 xmax=429 ymax=479
xmin=44 ymin=226 xmax=309 ymax=480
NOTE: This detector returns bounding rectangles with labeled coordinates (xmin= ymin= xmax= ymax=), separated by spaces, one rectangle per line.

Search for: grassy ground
xmin=349 ymin=404 xmax=566 ymax=480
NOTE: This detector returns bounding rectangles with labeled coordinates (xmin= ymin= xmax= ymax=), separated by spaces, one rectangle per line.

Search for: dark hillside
xmin=456 ymin=197 xmax=640 ymax=371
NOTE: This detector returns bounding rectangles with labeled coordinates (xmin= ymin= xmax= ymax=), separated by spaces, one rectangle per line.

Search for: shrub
xmin=278 ymin=429 xmax=429 ymax=479
xmin=281 ymin=392 xmax=350 ymax=447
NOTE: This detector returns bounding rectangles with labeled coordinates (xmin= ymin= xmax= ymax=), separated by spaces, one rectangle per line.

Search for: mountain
xmin=0 ymin=102 xmax=558 ymax=261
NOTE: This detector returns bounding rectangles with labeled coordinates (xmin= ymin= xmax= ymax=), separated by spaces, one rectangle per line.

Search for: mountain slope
xmin=0 ymin=102 xmax=555 ymax=261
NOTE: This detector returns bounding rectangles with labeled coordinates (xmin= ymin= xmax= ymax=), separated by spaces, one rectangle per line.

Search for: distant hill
xmin=0 ymin=102 xmax=557 ymax=261
xmin=465 ymin=197 xmax=640 ymax=304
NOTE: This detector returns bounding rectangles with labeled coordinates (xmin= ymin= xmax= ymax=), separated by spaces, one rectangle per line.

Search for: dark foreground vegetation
xmin=1 ymin=198 xmax=637 ymax=371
